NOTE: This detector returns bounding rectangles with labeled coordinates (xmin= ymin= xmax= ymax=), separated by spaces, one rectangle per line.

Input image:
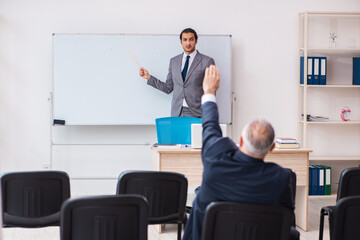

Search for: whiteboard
xmin=52 ymin=34 xmax=232 ymax=125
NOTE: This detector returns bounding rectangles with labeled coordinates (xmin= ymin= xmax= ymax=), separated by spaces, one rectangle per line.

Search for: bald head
xmin=241 ymin=119 xmax=275 ymax=157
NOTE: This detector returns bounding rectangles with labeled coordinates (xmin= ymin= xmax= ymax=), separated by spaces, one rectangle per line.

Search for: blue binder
xmin=309 ymin=165 xmax=318 ymax=195
xmin=300 ymin=56 xmax=304 ymax=84
xmin=319 ymin=165 xmax=331 ymax=195
xmin=313 ymin=57 xmax=320 ymax=85
xmin=307 ymin=57 xmax=314 ymax=85
xmin=320 ymin=57 xmax=327 ymax=85
xmin=300 ymin=57 xmax=314 ymax=85
xmin=353 ymin=57 xmax=360 ymax=85
xmin=315 ymin=165 xmax=325 ymax=195
xmin=309 ymin=165 xmax=312 ymax=195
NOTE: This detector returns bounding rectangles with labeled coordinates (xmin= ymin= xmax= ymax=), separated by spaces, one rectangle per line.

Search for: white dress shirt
xmin=181 ymin=50 xmax=198 ymax=107
xmin=201 ymin=93 xmax=216 ymax=105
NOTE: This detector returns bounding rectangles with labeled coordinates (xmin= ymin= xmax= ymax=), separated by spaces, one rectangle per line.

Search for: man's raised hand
xmin=203 ymin=65 xmax=220 ymax=95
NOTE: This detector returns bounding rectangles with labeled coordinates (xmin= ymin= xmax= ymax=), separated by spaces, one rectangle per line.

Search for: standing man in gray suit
xmin=139 ymin=28 xmax=215 ymax=118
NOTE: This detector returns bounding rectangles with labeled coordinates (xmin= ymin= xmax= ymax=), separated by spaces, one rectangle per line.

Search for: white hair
xmin=241 ymin=119 xmax=275 ymax=157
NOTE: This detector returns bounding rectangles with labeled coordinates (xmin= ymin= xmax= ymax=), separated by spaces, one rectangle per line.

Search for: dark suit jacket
xmin=147 ymin=51 xmax=215 ymax=117
xmin=182 ymin=101 xmax=295 ymax=240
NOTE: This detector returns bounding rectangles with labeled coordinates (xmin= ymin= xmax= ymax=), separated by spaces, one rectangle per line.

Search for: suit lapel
xmin=174 ymin=54 xmax=183 ymax=83
xmin=184 ymin=52 xmax=202 ymax=83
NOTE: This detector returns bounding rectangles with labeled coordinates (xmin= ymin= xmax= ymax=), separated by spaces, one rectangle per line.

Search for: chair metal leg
xmin=328 ymin=214 xmax=334 ymax=240
xmin=177 ymin=221 xmax=182 ymax=240
xmin=319 ymin=209 xmax=325 ymax=240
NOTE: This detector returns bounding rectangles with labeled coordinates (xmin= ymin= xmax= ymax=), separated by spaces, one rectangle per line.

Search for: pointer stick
xmin=129 ymin=51 xmax=142 ymax=68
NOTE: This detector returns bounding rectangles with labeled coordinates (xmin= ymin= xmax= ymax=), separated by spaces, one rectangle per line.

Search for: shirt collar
xmin=183 ymin=50 xmax=197 ymax=60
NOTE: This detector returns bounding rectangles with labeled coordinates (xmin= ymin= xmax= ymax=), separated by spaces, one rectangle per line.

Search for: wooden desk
xmin=152 ymin=147 xmax=311 ymax=231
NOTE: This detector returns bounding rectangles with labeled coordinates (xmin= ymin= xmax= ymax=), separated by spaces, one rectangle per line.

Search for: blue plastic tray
xmin=155 ymin=117 xmax=202 ymax=144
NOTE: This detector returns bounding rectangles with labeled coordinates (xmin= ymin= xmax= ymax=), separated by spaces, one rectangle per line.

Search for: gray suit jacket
xmin=147 ymin=51 xmax=215 ymax=117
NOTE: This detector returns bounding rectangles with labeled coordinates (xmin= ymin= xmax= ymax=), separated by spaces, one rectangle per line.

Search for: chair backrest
xmin=116 ymin=170 xmax=188 ymax=224
xmin=61 ymin=195 xmax=149 ymax=240
xmin=287 ymin=169 xmax=297 ymax=227
xmin=201 ymin=202 xmax=292 ymax=240
xmin=337 ymin=167 xmax=360 ymax=201
xmin=1 ymin=171 xmax=70 ymax=227
xmin=285 ymin=168 xmax=297 ymax=202
xmin=332 ymin=196 xmax=360 ymax=240
xmin=155 ymin=117 xmax=202 ymax=144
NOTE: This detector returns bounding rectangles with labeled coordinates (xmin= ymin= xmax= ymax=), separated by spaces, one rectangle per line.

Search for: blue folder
xmin=309 ymin=165 xmax=318 ymax=195
xmin=353 ymin=57 xmax=360 ymax=85
xmin=300 ymin=56 xmax=304 ymax=84
xmin=313 ymin=57 xmax=320 ymax=85
xmin=320 ymin=57 xmax=327 ymax=85
xmin=300 ymin=56 xmax=314 ymax=85
xmin=315 ymin=165 xmax=325 ymax=195
xmin=307 ymin=57 xmax=314 ymax=85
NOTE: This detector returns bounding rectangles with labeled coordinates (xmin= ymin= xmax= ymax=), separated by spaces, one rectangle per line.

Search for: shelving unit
xmin=298 ymin=12 xmax=360 ymax=162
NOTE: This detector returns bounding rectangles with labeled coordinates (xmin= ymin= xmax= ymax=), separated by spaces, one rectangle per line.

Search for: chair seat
xmin=321 ymin=205 xmax=336 ymax=215
xmin=4 ymin=212 xmax=60 ymax=228
xmin=149 ymin=213 xmax=187 ymax=224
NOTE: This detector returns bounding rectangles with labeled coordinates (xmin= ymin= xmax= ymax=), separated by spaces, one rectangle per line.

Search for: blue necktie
xmin=182 ymin=55 xmax=190 ymax=81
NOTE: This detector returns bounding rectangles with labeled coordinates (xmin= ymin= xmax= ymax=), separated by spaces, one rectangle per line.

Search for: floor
xmin=1 ymin=195 xmax=336 ymax=240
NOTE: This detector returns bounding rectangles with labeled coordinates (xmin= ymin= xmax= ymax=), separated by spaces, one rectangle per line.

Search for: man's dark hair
xmin=180 ymin=28 xmax=198 ymax=40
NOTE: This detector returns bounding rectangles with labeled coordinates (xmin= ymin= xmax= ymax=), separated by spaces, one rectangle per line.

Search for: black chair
xmin=201 ymin=202 xmax=292 ymax=240
xmin=187 ymin=168 xmax=297 ymax=223
xmin=116 ymin=170 xmax=188 ymax=240
xmin=331 ymin=196 xmax=360 ymax=240
xmin=61 ymin=195 xmax=149 ymax=240
xmin=1 ymin=171 xmax=70 ymax=227
xmin=287 ymin=169 xmax=297 ymax=227
xmin=319 ymin=167 xmax=360 ymax=240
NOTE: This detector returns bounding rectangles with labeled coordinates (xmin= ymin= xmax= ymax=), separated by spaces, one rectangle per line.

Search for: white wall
xmin=0 ymin=0 xmax=360 ymax=195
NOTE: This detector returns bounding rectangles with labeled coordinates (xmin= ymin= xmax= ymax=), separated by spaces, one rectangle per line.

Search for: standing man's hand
xmin=203 ymin=65 xmax=220 ymax=95
xmin=139 ymin=67 xmax=151 ymax=80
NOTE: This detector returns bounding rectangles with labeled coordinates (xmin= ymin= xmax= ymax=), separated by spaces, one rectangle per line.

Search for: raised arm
xmin=201 ymin=65 xmax=223 ymax=151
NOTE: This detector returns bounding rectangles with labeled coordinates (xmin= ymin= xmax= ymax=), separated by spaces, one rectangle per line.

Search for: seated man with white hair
xmin=182 ymin=65 xmax=300 ymax=240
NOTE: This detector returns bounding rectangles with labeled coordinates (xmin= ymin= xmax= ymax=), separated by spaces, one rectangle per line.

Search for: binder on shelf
xmin=309 ymin=165 xmax=312 ymax=195
xmin=300 ymin=56 xmax=304 ymax=84
xmin=309 ymin=165 xmax=318 ymax=195
xmin=320 ymin=57 xmax=327 ymax=85
xmin=315 ymin=165 xmax=325 ymax=195
xmin=308 ymin=165 xmax=312 ymax=195
xmin=353 ymin=57 xmax=360 ymax=85
xmin=313 ymin=57 xmax=320 ymax=85
xmin=300 ymin=57 xmax=314 ymax=85
xmin=307 ymin=57 xmax=313 ymax=85
xmin=320 ymin=165 xmax=331 ymax=195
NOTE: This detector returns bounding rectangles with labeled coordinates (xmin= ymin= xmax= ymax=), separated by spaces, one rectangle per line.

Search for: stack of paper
xmin=275 ymin=138 xmax=300 ymax=149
